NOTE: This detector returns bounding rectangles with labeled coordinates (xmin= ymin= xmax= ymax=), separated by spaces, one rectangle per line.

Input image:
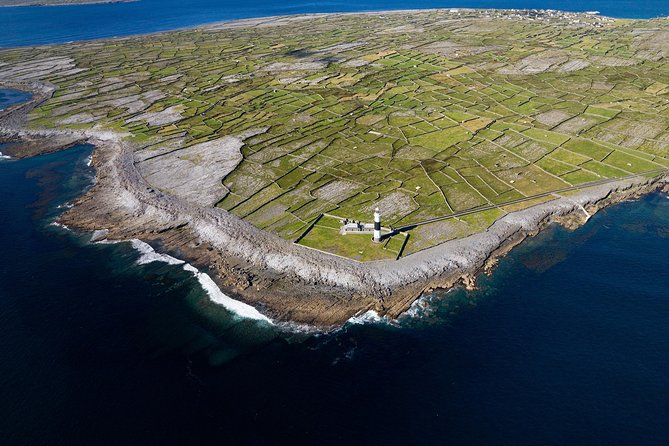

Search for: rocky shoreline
xmin=2 ymin=73 xmax=668 ymax=328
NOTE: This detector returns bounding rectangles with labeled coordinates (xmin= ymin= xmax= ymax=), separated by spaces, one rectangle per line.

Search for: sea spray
xmin=345 ymin=294 xmax=454 ymax=328
xmin=347 ymin=309 xmax=384 ymax=325
xmin=273 ymin=320 xmax=323 ymax=336
xmin=401 ymin=291 xmax=447 ymax=321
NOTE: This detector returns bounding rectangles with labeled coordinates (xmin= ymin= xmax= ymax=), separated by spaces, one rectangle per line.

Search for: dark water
xmin=1 ymin=0 xmax=669 ymax=47
xmin=1 ymin=89 xmax=668 ymax=444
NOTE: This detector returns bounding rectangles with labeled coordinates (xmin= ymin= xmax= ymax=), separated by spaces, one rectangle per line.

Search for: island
xmin=1 ymin=9 xmax=667 ymax=327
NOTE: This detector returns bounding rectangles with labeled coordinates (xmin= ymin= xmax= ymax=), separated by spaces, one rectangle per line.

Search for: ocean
xmin=0 ymin=3 xmax=668 ymax=442
xmin=1 ymin=0 xmax=668 ymax=47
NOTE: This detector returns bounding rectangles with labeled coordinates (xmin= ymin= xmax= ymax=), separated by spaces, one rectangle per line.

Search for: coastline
xmin=2 ymin=81 xmax=666 ymax=327
xmin=0 ymin=0 xmax=137 ymax=7
xmin=1 ymin=10 xmax=668 ymax=328
xmin=57 ymin=132 xmax=669 ymax=327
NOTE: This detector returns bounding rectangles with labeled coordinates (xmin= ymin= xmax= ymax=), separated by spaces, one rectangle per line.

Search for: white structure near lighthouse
xmin=339 ymin=207 xmax=384 ymax=240
xmin=373 ymin=207 xmax=382 ymax=242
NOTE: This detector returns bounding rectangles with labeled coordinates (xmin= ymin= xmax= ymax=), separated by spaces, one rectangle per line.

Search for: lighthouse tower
xmin=373 ymin=208 xmax=381 ymax=242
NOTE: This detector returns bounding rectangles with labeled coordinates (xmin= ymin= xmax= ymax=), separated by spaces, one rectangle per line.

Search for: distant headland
xmin=0 ymin=0 xmax=137 ymax=7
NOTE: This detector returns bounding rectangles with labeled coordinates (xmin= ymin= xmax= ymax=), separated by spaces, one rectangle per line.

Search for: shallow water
xmin=1 ymin=0 xmax=669 ymax=47
xmin=0 ymin=88 xmax=31 ymax=110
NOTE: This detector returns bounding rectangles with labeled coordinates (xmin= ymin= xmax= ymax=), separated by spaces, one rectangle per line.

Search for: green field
xmin=297 ymin=216 xmax=407 ymax=261
xmin=2 ymin=9 xmax=668 ymax=260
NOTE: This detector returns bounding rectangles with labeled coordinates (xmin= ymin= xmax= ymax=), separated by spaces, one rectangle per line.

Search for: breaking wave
xmin=129 ymin=239 xmax=272 ymax=323
xmin=346 ymin=309 xmax=397 ymax=327
xmin=130 ymin=239 xmax=184 ymax=266
xmin=49 ymin=221 xmax=70 ymax=230
xmin=182 ymin=263 xmax=272 ymax=323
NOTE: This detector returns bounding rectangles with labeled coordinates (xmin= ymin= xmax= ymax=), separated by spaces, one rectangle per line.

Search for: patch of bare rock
xmin=137 ymin=129 xmax=266 ymax=207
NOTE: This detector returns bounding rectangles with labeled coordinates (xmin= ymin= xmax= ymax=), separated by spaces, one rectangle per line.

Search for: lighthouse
xmin=373 ymin=208 xmax=381 ymax=242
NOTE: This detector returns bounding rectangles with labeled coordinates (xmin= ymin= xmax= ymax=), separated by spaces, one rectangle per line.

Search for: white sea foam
xmin=50 ymin=221 xmax=70 ymax=230
xmin=402 ymin=296 xmax=433 ymax=320
xmin=182 ymin=263 xmax=272 ymax=323
xmin=130 ymin=239 xmax=185 ymax=266
xmin=128 ymin=239 xmax=271 ymax=323
xmin=347 ymin=309 xmax=390 ymax=325
xmin=0 ymin=151 xmax=10 ymax=160
xmin=85 ymin=155 xmax=92 ymax=167
xmin=401 ymin=289 xmax=455 ymax=321
xmin=275 ymin=320 xmax=323 ymax=335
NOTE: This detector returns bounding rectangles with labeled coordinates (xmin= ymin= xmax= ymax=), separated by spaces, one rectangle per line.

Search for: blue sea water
xmin=0 ymin=89 xmax=30 ymax=110
xmin=0 ymin=0 xmax=668 ymax=438
xmin=1 ymin=0 xmax=669 ymax=47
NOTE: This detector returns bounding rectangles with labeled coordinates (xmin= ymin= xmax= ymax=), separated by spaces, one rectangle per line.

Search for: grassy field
xmin=296 ymin=215 xmax=407 ymax=261
xmin=2 ymin=9 xmax=668 ymax=260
